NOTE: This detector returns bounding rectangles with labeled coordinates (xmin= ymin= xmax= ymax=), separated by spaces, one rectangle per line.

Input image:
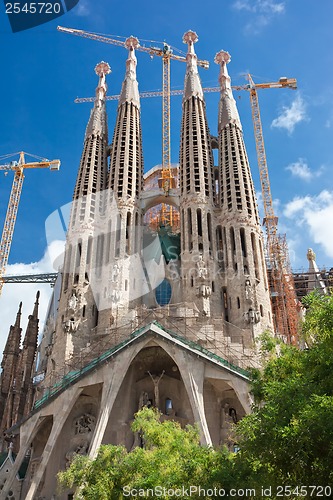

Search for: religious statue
xmin=244 ymin=277 xmax=253 ymax=301
xmin=148 ymin=371 xmax=165 ymax=409
xmin=68 ymin=293 xmax=78 ymax=311
xmin=111 ymin=263 xmax=120 ymax=282
xmin=197 ymin=255 xmax=208 ymax=279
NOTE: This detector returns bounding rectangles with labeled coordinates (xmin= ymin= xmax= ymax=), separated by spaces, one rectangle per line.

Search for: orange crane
xmin=57 ymin=26 xmax=209 ymax=228
xmin=0 ymin=152 xmax=60 ymax=295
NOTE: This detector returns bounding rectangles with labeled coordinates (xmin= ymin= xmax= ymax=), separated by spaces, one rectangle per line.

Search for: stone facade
xmin=0 ymin=32 xmax=274 ymax=499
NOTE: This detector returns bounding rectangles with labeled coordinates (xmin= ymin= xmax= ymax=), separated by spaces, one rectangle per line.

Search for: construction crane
xmin=57 ymin=26 xmax=209 ymax=228
xmin=74 ymin=77 xmax=297 ymax=103
xmin=0 ymin=152 xmax=60 ymax=295
xmin=2 ymin=272 xmax=58 ymax=285
xmin=245 ymin=75 xmax=299 ymax=344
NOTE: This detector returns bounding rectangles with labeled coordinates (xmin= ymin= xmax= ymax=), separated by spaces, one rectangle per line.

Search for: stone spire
xmin=183 ymin=30 xmax=204 ymax=101
xmin=215 ymin=50 xmax=273 ymax=338
xmin=11 ymin=292 xmax=40 ymax=423
xmin=307 ymin=248 xmax=327 ymax=294
xmin=0 ymin=302 xmax=22 ymax=426
xmin=2 ymin=302 xmax=22 ymax=361
xmin=85 ymin=61 xmax=111 ymax=139
xmin=72 ymin=61 xmax=110 ymax=208
xmin=215 ymin=51 xmax=242 ymax=131
xmin=179 ymin=30 xmax=214 ymax=202
xmin=62 ymin=62 xmax=111 ymax=294
xmin=215 ymin=50 xmax=258 ymax=222
xmin=179 ymin=31 xmax=215 ymax=316
xmin=46 ymin=65 xmax=112 ymax=376
xmin=108 ymin=37 xmax=143 ymax=200
xmin=119 ymin=36 xmax=140 ymax=108
xmin=0 ymin=294 xmax=39 ymax=437
xmin=99 ymin=37 xmax=144 ymax=322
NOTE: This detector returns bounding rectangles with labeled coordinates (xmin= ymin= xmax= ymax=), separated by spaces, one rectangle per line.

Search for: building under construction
xmin=0 ymin=30 xmax=329 ymax=499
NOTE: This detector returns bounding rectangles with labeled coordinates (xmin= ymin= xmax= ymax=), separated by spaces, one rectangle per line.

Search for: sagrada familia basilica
xmin=0 ymin=30 xmax=278 ymax=498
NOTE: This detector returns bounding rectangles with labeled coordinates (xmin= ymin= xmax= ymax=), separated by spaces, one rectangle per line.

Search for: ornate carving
xmin=307 ymin=248 xmax=316 ymax=261
xmin=65 ymin=439 xmax=90 ymax=464
xmin=198 ymin=284 xmax=211 ymax=298
xmin=244 ymin=308 xmax=260 ymax=324
xmin=63 ymin=318 xmax=79 ymax=333
xmin=74 ymin=413 xmax=96 ymax=435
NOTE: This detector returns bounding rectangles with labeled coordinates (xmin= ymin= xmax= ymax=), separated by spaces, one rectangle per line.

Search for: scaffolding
xmin=267 ymin=234 xmax=300 ymax=344
xmin=143 ymin=165 xmax=180 ymax=232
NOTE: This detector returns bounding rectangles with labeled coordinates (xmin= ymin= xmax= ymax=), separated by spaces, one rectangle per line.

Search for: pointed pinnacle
xmin=14 ymin=301 xmax=22 ymax=327
xmin=33 ymin=291 xmax=40 ymax=318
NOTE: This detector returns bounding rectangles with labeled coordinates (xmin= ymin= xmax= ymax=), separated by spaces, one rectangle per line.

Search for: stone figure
xmin=148 ymin=371 xmax=165 ymax=409
xmin=244 ymin=308 xmax=260 ymax=324
xmin=199 ymin=284 xmax=211 ymax=298
xmin=307 ymin=248 xmax=316 ymax=262
xmin=111 ymin=263 xmax=120 ymax=282
xmin=74 ymin=413 xmax=96 ymax=435
xmin=138 ymin=391 xmax=150 ymax=410
xmin=68 ymin=293 xmax=78 ymax=311
xmin=244 ymin=277 xmax=253 ymax=301
xmin=197 ymin=255 xmax=208 ymax=279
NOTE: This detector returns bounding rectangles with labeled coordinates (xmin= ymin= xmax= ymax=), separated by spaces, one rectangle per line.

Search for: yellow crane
xmin=0 ymin=152 xmax=60 ymax=295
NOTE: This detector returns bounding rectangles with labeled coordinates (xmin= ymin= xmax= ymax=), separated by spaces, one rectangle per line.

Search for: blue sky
xmin=0 ymin=0 xmax=332 ymax=342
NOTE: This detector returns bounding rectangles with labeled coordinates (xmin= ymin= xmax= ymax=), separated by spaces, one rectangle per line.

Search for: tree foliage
xmin=58 ymin=407 xmax=232 ymax=499
xmin=236 ymin=292 xmax=333 ymax=490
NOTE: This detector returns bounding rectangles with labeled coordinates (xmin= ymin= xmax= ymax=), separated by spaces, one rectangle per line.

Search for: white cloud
xmin=233 ymin=0 xmax=285 ymax=33
xmin=271 ymin=94 xmax=308 ymax=134
xmin=233 ymin=0 xmax=285 ymax=14
xmin=285 ymin=158 xmax=324 ymax=182
xmin=0 ymin=241 xmax=65 ymax=363
xmin=283 ymin=191 xmax=333 ymax=259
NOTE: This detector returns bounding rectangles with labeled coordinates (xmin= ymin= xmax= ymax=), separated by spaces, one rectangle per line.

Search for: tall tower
xmin=47 ymin=62 xmax=111 ymax=375
xmin=99 ymin=36 xmax=144 ymax=325
xmin=0 ymin=294 xmax=39 ymax=448
xmin=11 ymin=292 xmax=40 ymax=424
xmin=215 ymin=51 xmax=273 ymax=341
xmin=0 ymin=302 xmax=22 ymax=434
xmin=179 ymin=31 xmax=216 ymax=316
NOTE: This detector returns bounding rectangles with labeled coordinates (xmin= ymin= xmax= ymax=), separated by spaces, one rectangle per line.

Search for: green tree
xmin=235 ymin=292 xmax=333 ymax=493
xmin=58 ymin=407 xmax=232 ymax=499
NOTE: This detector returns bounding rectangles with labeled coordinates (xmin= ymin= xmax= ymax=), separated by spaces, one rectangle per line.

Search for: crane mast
xmin=247 ymin=74 xmax=299 ymax=343
xmin=0 ymin=152 xmax=60 ymax=295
